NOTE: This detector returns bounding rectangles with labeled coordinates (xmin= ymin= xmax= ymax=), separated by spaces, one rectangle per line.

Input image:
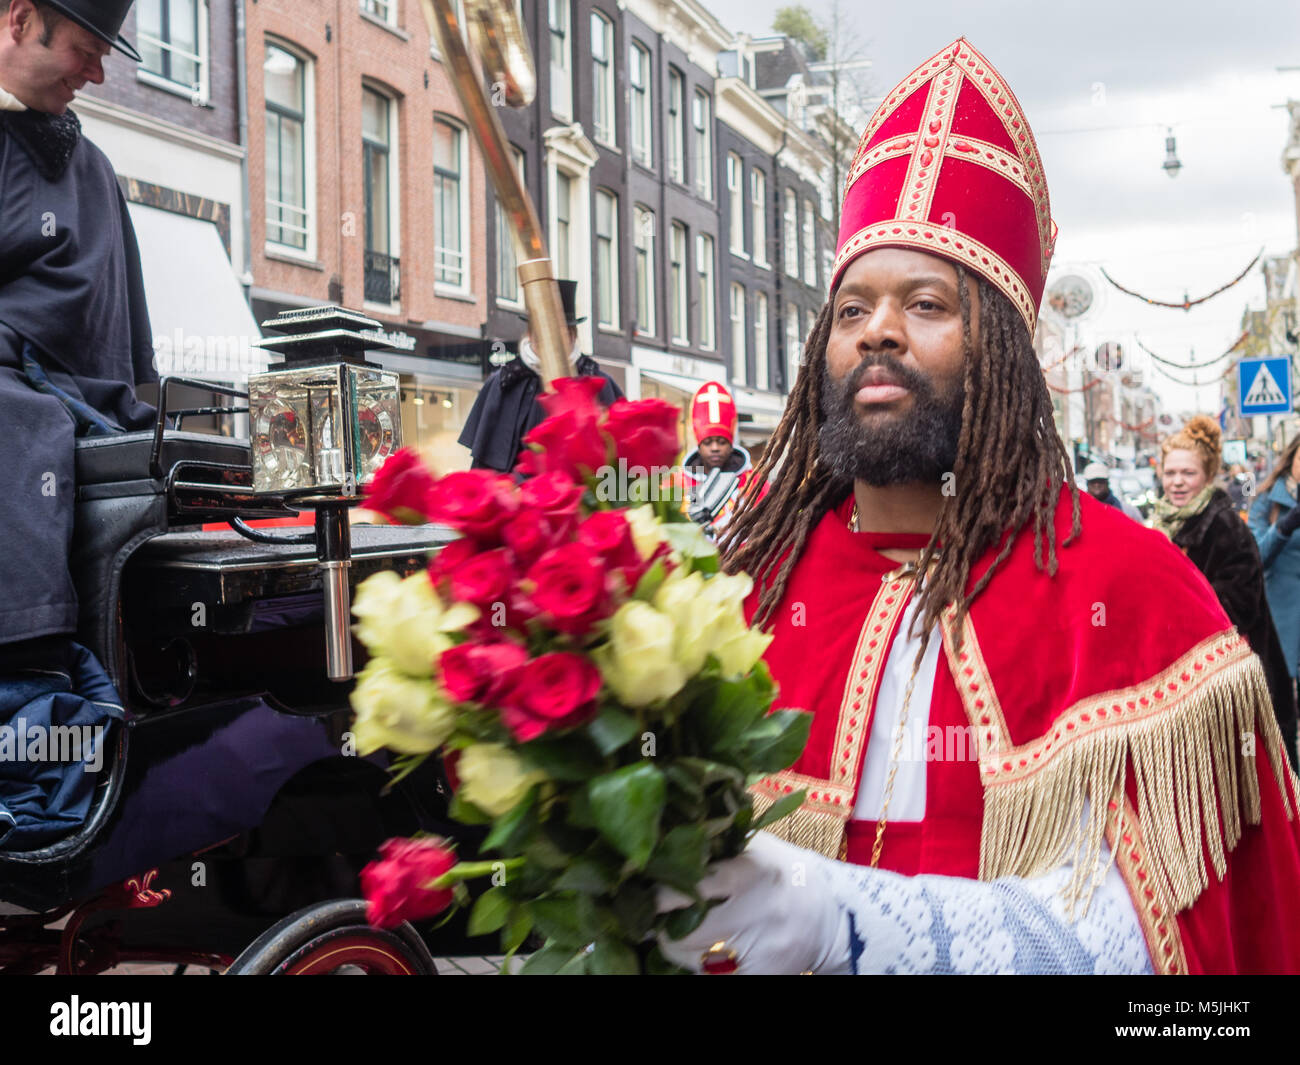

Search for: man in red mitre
xmin=679 ymin=381 xmax=753 ymax=537
xmin=658 ymin=38 xmax=1300 ymax=974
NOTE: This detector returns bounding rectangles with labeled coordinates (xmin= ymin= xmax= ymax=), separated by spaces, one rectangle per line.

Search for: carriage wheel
xmin=225 ymin=900 xmax=437 ymax=975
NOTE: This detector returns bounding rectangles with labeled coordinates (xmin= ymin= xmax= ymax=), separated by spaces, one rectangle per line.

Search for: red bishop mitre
xmin=833 ymin=37 xmax=1057 ymax=335
xmin=691 ymin=381 xmax=737 ymax=445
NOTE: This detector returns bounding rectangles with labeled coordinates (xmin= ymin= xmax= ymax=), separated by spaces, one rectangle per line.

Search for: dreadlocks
xmin=720 ymin=264 xmax=1081 ymax=647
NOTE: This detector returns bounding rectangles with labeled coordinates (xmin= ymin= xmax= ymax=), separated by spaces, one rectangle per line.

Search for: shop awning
xmin=128 ymin=203 xmax=267 ymax=385
xmin=641 ymin=369 xmax=720 ymax=396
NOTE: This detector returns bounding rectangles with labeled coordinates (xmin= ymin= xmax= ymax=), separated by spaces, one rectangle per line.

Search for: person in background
xmin=679 ymin=381 xmax=753 ymax=538
xmin=1155 ymin=416 xmax=1298 ymax=768
xmin=458 ymin=280 xmax=622 ymax=473
xmin=1081 ymin=461 xmax=1142 ymax=521
xmin=1248 ymin=435 xmax=1300 ymax=753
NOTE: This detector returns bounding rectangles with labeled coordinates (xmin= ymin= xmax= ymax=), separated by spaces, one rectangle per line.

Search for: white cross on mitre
xmin=698 ymin=383 xmax=733 ymax=424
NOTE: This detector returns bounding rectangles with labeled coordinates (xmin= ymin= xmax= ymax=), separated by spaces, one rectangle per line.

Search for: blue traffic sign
xmin=1238 ymin=356 xmax=1292 ymax=416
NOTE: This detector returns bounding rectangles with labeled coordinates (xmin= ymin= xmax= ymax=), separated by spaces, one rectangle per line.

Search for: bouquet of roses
xmin=350 ymin=377 xmax=809 ymax=973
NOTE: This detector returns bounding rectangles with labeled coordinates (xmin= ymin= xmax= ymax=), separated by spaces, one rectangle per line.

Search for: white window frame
xmin=667 ymin=68 xmax=685 ymax=185
xmin=428 ymin=0 xmax=467 ymax=61
xmin=802 ymin=198 xmax=817 ymax=287
xmin=727 ymin=153 xmax=746 ymax=257
xmin=361 ymin=0 xmax=397 ymax=25
xmin=751 ymin=168 xmax=768 ymax=269
xmin=634 ymin=205 xmax=656 ymax=337
xmin=263 ymin=39 xmax=316 ymax=262
xmin=434 ymin=114 xmax=471 ymax=297
xmin=630 ymin=40 xmax=652 ymax=167
xmin=692 ymin=89 xmax=712 ymax=200
xmin=591 ymin=10 xmax=616 ymax=148
xmin=670 ymin=222 xmax=688 ymax=345
xmin=496 ymin=148 xmax=526 ymax=308
xmin=754 ymin=292 xmax=769 ymax=391
xmin=696 ymin=233 xmax=716 ymax=350
xmin=785 ymin=300 xmax=800 ymax=390
xmin=550 ymin=169 xmax=576 ymax=284
xmin=136 ymin=0 xmax=210 ymax=105
xmin=549 ymin=0 xmax=573 ymax=121
xmin=595 ymin=188 xmax=620 ymax=329
xmin=362 ymin=83 xmax=401 ymax=312
xmin=783 ymin=187 xmax=799 ymax=278
xmin=730 ymin=282 xmax=746 ymax=385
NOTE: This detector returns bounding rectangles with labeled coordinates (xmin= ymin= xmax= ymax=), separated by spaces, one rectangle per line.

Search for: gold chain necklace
xmin=848 ymin=501 xmax=929 ymax=868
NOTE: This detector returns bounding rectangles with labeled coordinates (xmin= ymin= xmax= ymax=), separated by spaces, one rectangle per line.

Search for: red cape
xmin=750 ymin=489 xmax=1300 ymax=974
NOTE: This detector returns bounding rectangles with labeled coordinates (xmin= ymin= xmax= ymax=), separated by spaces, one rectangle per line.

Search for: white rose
xmin=353 ymin=570 xmax=479 ymax=677
xmin=351 ymin=657 xmax=457 ymax=755
xmin=457 ymin=743 xmax=548 ymax=817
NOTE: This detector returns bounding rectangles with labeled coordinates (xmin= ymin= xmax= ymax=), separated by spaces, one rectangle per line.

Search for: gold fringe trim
xmin=751 ymin=787 xmax=847 ymax=859
xmin=980 ymin=648 xmax=1294 ymax=916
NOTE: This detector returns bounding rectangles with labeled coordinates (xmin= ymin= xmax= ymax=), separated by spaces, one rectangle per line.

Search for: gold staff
xmin=418 ymin=0 xmax=571 ymax=386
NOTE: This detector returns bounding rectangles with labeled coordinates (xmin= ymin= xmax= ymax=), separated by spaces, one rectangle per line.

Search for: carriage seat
xmin=75 ymin=430 xmax=253 ymax=488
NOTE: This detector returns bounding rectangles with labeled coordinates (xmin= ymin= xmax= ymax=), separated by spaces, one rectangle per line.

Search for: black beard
xmin=818 ymin=356 xmax=963 ymax=486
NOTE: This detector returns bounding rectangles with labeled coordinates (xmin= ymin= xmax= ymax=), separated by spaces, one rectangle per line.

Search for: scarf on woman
xmin=1151 ymin=483 xmax=1216 ymax=542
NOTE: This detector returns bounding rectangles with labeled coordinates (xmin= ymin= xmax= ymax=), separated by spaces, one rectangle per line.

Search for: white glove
xmin=656 ymin=831 xmax=1153 ymax=975
xmin=656 ymin=831 xmax=853 ymax=974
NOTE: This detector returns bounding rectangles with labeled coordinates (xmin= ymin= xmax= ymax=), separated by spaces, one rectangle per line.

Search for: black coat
xmin=457 ymin=354 xmax=623 ymax=473
xmin=1174 ymin=488 xmax=1299 ymax=766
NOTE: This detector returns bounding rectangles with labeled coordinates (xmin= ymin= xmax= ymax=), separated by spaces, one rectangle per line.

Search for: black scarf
xmin=0 ymin=106 xmax=81 ymax=181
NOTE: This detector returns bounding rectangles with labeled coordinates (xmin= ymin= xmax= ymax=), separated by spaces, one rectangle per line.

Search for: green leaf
xmin=587 ymin=762 xmax=667 ymax=870
xmin=502 ymin=907 xmax=534 ymax=955
xmin=644 ymin=824 xmax=709 ymax=895
xmin=481 ymin=786 xmax=539 ymax=852
xmin=529 ymin=897 xmax=586 ymax=948
xmin=553 ymin=854 xmax=618 ymax=894
xmin=566 ymin=786 xmax=596 ymax=829
xmin=586 ymin=707 xmax=641 ymax=756
xmin=662 ymin=901 xmax=711 ymax=939
xmin=645 ymin=944 xmax=689 ymax=975
xmin=555 ymin=950 xmax=590 ymax=975
xmin=750 ymin=789 xmax=808 ymax=832
xmin=685 ymin=551 xmax=720 ymax=575
xmin=632 ymin=557 xmax=668 ymax=601
xmin=673 ymin=756 xmax=746 ymax=790
xmin=576 ymin=894 xmax=620 ymax=941
xmin=663 ymin=521 xmax=719 ymax=561
xmin=664 ymin=763 xmax=705 ymax=801
xmin=519 ymin=940 xmax=578 ymax=974
xmin=740 ymin=709 xmax=813 ymax=774
xmin=690 ymin=675 xmax=769 ymax=755
xmin=588 ymin=937 xmax=640 ymax=975
xmin=467 ymin=886 xmax=511 ymax=937
xmin=610 ymin=881 xmax=658 ymax=941
xmin=448 ymin=792 xmax=493 ymax=826
xmin=519 ymin=736 xmax=606 ymax=781
xmin=523 ymin=830 xmax=572 ymax=870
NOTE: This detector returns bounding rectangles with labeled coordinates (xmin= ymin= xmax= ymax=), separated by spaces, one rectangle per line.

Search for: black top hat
xmin=516 ymin=279 xmax=586 ymax=327
xmin=40 ymin=0 xmax=143 ymax=63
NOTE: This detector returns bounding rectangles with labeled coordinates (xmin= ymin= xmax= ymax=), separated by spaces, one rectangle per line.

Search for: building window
xmin=496 ymin=148 xmax=525 ymax=306
xmin=362 ymin=86 xmax=399 ymax=305
xmin=730 ymin=283 xmax=746 ymax=384
xmin=137 ymin=0 xmax=207 ymax=100
xmin=667 ymin=68 xmax=685 ymax=184
xmin=553 ymin=171 xmax=573 ymax=281
xmin=595 ymin=189 xmax=619 ymax=328
xmin=670 ymin=222 xmax=688 ymax=344
xmin=361 ymin=0 xmax=395 ymax=24
xmin=696 ymin=233 xmax=715 ymax=350
xmin=783 ymin=187 xmax=799 ymax=278
xmin=751 ymin=168 xmax=768 ymax=268
xmin=803 ymin=198 xmax=817 ymax=287
xmin=727 ymin=153 xmax=745 ymax=256
xmin=434 ymin=117 xmax=468 ymax=291
xmin=786 ymin=300 xmax=800 ymax=389
xmin=634 ymin=205 xmax=655 ymax=336
xmin=264 ymin=43 xmax=310 ymax=253
xmin=629 ymin=41 xmax=652 ymax=167
xmin=692 ymin=90 xmax=712 ymax=199
xmin=591 ymin=11 xmax=615 ymax=146
xmin=549 ymin=0 xmax=572 ymax=120
xmin=754 ymin=292 xmax=769 ymax=390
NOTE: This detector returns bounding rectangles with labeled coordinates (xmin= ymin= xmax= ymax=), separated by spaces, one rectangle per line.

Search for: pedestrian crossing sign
xmin=1238 ymin=356 xmax=1292 ymax=416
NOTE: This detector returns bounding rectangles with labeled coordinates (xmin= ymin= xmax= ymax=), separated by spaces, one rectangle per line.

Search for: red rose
xmin=526 ymin=543 xmax=610 ymax=634
xmin=503 ymin=508 xmax=573 ymax=571
xmin=440 ymin=640 xmax=528 ymax=704
xmin=577 ymin=511 xmax=641 ymax=569
xmin=521 ymin=409 xmax=609 ymax=483
xmin=427 ymin=537 xmax=481 ymax=593
xmin=500 ymin=652 xmax=602 ymax=741
xmin=364 ymin=448 xmax=436 ymax=524
xmin=360 ymin=837 xmax=458 ymax=929
xmin=427 ymin=471 xmax=518 ymax=540
xmin=447 ymin=548 xmax=516 ymax=609
xmin=519 ymin=471 xmax=584 ymax=517
xmin=538 ymin=375 xmax=607 ymax=424
xmin=604 ymin=399 xmax=681 ymax=472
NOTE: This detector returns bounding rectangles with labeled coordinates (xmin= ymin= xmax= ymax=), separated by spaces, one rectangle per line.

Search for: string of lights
xmin=1134 ymin=331 xmax=1249 ymax=371
xmin=1101 ymin=249 xmax=1262 ymax=310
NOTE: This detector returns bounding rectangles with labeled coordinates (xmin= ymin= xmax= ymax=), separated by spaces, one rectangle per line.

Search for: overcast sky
xmin=709 ymin=0 xmax=1300 ymax=418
